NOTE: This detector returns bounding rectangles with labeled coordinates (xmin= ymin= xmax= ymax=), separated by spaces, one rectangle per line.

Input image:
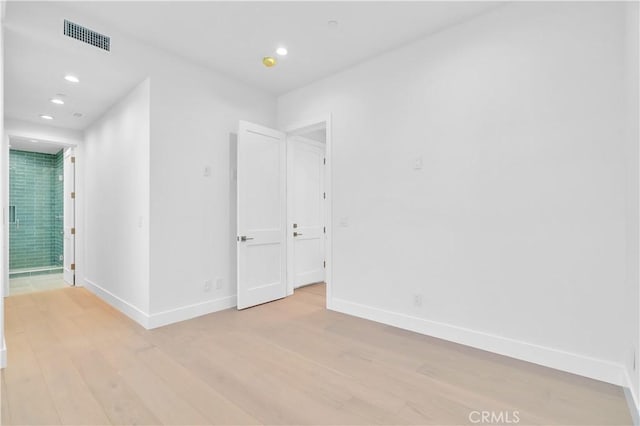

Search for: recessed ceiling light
xmin=276 ymin=47 xmax=288 ymax=56
xmin=263 ymin=56 xmax=277 ymax=68
xmin=327 ymin=20 xmax=339 ymax=28
xmin=64 ymin=75 xmax=80 ymax=83
xmin=50 ymin=98 xmax=65 ymax=105
xmin=30 ymin=139 xmax=38 ymax=143
xmin=39 ymin=114 xmax=54 ymax=120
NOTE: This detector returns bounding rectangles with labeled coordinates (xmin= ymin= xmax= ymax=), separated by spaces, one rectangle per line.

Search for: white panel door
xmin=63 ymin=148 xmax=75 ymax=285
xmin=291 ymin=138 xmax=325 ymax=288
xmin=237 ymin=121 xmax=287 ymax=309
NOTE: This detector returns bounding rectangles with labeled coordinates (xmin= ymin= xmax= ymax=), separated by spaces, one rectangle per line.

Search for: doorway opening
xmin=286 ymin=122 xmax=327 ymax=296
xmin=235 ymin=116 xmax=332 ymax=310
xmin=6 ymin=136 xmax=76 ymax=296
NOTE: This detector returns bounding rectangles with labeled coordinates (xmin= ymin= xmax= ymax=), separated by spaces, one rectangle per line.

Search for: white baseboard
xmin=147 ymin=295 xmax=236 ymax=329
xmin=625 ymin=387 xmax=639 ymax=426
xmin=624 ymin=370 xmax=640 ymax=426
xmin=83 ymin=278 xmax=236 ymax=330
xmin=84 ymin=279 xmax=151 ymax=328
xmin=0 ymin=337 xmax=6 ymax=368
xmin=331 ymin=298 xmax=626 ymax=387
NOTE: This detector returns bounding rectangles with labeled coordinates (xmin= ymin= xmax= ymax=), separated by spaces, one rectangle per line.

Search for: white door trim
xmin=2 ymin=134 xmax=8 ymax=300
xmin=63 ymin=147 xmax=76 ymax=286
xmin=283 ymin=114 xmax=333 ymax=309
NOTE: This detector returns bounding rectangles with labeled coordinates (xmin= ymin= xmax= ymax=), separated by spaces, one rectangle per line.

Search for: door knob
xmin=239 ymin=236 xmax=254 ymax=242
xmin=293 ymin=232 xmax=303 ymax=237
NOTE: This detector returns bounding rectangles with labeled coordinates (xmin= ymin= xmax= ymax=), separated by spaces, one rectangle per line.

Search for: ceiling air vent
xmin=64 ymin=20 xmax=110 ymax=52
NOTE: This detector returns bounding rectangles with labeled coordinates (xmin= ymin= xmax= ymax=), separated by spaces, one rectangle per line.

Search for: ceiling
xmin=9 ymin=136 xmax=69 ymax=154
xmin=4 ymin=1 xmax=501 ymax=131
xmin=4 ymin=22 xmax=147 ymax=130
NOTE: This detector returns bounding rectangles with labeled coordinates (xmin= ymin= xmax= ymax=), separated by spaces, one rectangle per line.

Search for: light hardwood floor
xmin=1 ymin=284 xmax=632 ymax=425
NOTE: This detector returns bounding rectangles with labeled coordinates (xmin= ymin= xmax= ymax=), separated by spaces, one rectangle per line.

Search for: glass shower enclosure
xmin=8 ymin=149 xmax=64 ymax=277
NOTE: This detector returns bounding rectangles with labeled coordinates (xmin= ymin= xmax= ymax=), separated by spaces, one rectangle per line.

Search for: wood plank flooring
xmin=0 ymin=284 xmax=632 ymax=425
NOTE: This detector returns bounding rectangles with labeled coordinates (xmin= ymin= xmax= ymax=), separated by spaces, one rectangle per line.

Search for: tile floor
xmin=8 ymin=273 xmax=69 ymax=295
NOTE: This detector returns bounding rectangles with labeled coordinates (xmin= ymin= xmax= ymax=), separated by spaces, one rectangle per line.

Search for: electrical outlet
xmin=203 ymin=166 xmax=212 ymax=177
xmin=215 ymin=278 xmax=224 ymax=290
xmin=204 ymin=280 xmax=212 ymax=292
xmin=413 ymin=294 xmax=423 ymax=307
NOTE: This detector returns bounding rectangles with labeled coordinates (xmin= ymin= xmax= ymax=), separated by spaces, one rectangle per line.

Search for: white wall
xmin=41 ymin=0 xmax=278 ymax=327
xmin=624 ymin=1 xmax=640 ymax=411
xmin=82 ymin=78 xmax=150 ymax=318
xmin=148 ymin=60 xmax=276 ymax=326
xmin=278 ymin=2 xmax=633 ymax=386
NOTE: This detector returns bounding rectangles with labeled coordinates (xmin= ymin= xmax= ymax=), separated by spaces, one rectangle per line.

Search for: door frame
xmin=3 ymin=135 xmax=78 ymax=297
xmin=63 ymin=147 xmax=76 ymax=286
xmin=286 ymin=135 xmax=326 ymax=293
xmin=283 ymin=114 xmax=333 ymax=309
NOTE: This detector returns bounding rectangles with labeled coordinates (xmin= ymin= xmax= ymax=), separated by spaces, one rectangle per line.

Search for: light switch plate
xmin=413 ymin=157 xmax=423 ymax=170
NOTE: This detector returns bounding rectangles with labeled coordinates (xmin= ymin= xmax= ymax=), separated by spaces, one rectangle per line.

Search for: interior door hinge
xmin=71 ymin=191 xmax=76 ymax=199
xmin=70 ymin=263 xmax=76 ymax=271
xmin=323 ymin=157 xmax=326 ymax=165
xmin=71 ymin=156 xmax=76 ymax=163
xmin=323 ymin=260 xmax=326 ymax=268
xmin=71 ymin=227 xmax=76 ymax=235
xmin=323 ymin=192 xmax=326 ymax=199
xmin=323 ymin=226 xmax=326 ymax=234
